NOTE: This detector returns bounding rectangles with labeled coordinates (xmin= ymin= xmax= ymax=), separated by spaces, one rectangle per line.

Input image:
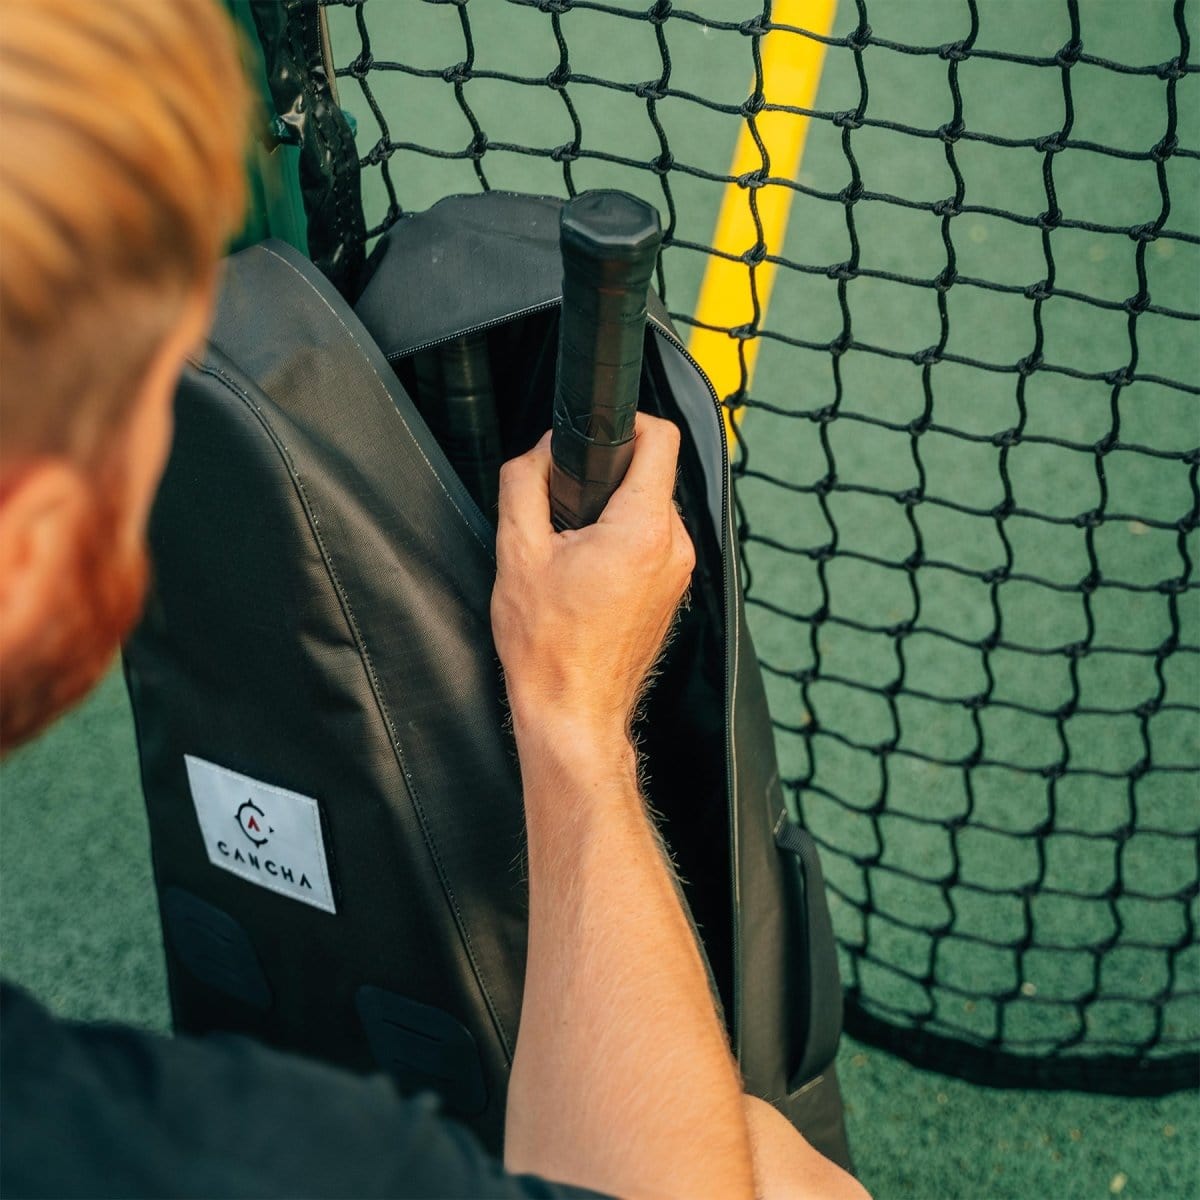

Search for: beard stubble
xmin=0 ymin=478 xmax=148 ymax=753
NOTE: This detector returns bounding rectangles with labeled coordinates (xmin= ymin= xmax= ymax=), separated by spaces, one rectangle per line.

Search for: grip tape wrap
xmin=550 ymin=191 xmax=663 ymax=530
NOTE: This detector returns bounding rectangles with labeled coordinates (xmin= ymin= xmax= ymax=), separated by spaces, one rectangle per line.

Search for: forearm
xmin=504 ymin=721 xmax=754 ymax=1200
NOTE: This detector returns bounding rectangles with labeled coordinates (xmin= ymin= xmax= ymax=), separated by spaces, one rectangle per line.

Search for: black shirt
xmin=0 ymin=984 xmax=611 ymax=1199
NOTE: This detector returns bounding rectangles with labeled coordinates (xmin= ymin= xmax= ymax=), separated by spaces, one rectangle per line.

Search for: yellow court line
xmin=686 ymin=0 xmax=837 ymax=451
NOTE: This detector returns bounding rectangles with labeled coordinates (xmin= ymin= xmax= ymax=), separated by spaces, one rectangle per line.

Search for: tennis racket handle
xmin=550 ymin=190 xmax=662 ymax=531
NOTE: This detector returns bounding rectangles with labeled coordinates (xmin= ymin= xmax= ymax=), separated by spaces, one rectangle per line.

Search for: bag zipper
xmin=383 ymin=299 xmax=563 ymax=365
xmin=646 ymin=314 xmax=743 ymax=1060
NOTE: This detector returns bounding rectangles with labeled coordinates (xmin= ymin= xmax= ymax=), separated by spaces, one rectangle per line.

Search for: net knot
xmin=1127 ymin=758 xmax=1151 ymax=781
xmin=1036 ymin=208 xmax=1062 ymax=230
xmin=1015 ymin=354 xmax=1041 ymax=377
xmin=983 ymin=565 xmax=1010 ymax=583
xmin=1035 ymin=132 xmax=1065 ymax=154
xmin=635 ymin=79 xmax=666 ymax=101
xmin=980 ymin=632 xmax=1001 ymax=651
xmin=1157 ymin=577 xmax=1187 ymax=595
xmin=349 ymin=52 xmax=374 ymax=80
xmin=846 ymin=24 xmax=873 ymax=52
xmin=1055 ymin=700 xmax=1077 ymax=720
xmin=742 ymin=243 xmax=768 ymax=267
xmin=990 ymin=499 xmax=1015 ymax=519
xmin=1074 ymin=509 xmax=1104 ymax=529
xmin=1063 ymin=641 xmax=1089 ymax=660
xmin=888 ymin=620 xmax=914 ymax=637
xmin=468 ymin=131 xmax=489 ymax=158
xmin=546 ymin=63 xmax=571 ymax=88
xmin=874 ymin=738 xmax=898 ymax=755
xmin=963 ymin=694 xmax=988 ymax=711
xmin=1054 ymin=40 xmax=1083 ymax=67
xmin=827 ymin=262 xmax=857 ymax=281
xmin=904 ymin=549 xmax=925 ymax=568
xmin=992 ymin=427 xmax=1022 ymax=448
xmin=834 ymin=110 xmax=864 ymax=131
xmin=912 ymin=346 xmax=941 ymax=366
xmin=649 ymin=0 xmax=673 ymax=22
xmin=1135 ymin=698 xmax=1161 ymax=718
xmin=1078 ymin=570 xmax=1101 ymax=594
xmin=937 ymin=121 xmax=965 ymax=144
xmin=793 ymin=667 xmax=817 ymax=685
xmin=1123 ymin=292 xmax=1151 ymax=315
xmin=1040 ymin=762 xmax=1067 ymax=780
xmin=652 ymin=151 xmax=674 ymax=175
xmin=1156 ymin=56 xmax=1186 ymax=81
xmin=738 ymin=17 xmax=769 ymax=37
xmin=1156 ymin=633 xmax=1178 ymax=656
xmin=838 ymin=180 xmax=865 ymax=205
xmin=536 ymin=0 xmax=571 ymax=12
xmin=814 ymin=473 xmax=838 ymax=497
xmin=939 ymin=40 xmax=969 ymax=62
xmin=736 ymin=167 xmax=767 ymax=189
xmin=551 ymin=142 xmax=580 ymax=163
xmin=897 ymin=488 xmax=923 ymax=509
xmin=1024 ymin=280 xmax=1051 ymax=302
xmin=884 ymin=678 xmax=904 ymax=695
xmin=1151 ymin=135 xmax=1179 ymax=162
xmin=731 ymin=323 xmax=757 ymax=341
xmin=961 ymin=747 xmax=984 ymax=768
xmin=934 ymin=268 xmax=957 ymax=292
xmin=443 ymin=61 xmax=472 ymax=85
xmin=365 ymin=138 xmax=390 ymax=167
xmin=1104 ymin=366 xmax=1133 ymax=387
xmin=908 ymin=414 xmax=932 ymax=434
xmin=932 ymin=197 xmax=961 ymax=218
xmin=829 ymin=332 xmax=853 ymax=355
xmin=1093 ymin=431 xmax=1118 ymax=454
xmin=1128 ymin=222 xmax=1158 ymax=242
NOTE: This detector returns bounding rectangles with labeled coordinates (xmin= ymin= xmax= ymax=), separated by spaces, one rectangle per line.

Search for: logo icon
xmin=235 ymin=798 xmax=272 ymax=848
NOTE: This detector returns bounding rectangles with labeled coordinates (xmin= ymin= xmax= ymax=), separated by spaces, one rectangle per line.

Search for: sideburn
xmin=0 ymin=470 xmax=148 ymax=753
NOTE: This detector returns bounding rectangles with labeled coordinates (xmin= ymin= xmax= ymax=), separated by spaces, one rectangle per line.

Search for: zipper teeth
xmin=647 ymin=315 xmax=742 ymax=1058
xmin=385 ymin=299 xmax=562 ymax=364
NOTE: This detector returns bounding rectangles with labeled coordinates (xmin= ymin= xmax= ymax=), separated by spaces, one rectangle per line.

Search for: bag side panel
xmin=125 ymin=245 xmax=528 ymax=1151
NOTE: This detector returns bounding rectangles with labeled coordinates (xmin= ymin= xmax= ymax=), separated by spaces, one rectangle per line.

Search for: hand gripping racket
xmin=549 ymin=191 xmax=663 ymax=531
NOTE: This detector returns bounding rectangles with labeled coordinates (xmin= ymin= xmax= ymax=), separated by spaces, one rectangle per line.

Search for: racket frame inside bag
xmin=123 ymin=192 xmax=851 ymax=1168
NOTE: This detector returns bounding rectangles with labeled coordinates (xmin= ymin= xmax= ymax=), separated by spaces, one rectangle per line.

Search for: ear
xmin=0 ymin=462 xmax=90 ymax=659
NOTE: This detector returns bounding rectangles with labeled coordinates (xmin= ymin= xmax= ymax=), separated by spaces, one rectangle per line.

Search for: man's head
xmin=0 ymin=0 xmax=250 ymax=751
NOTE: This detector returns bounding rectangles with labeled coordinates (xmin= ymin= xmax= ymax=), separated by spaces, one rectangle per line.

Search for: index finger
xmin=497 ymin=430 xmax=554 ymax=543
xmin=599 ymin=412 xmax=681 ymax=524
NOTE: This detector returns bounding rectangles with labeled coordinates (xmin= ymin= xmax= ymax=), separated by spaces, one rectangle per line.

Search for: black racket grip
xmin=550 ymin=191 xmax=663 ymax=531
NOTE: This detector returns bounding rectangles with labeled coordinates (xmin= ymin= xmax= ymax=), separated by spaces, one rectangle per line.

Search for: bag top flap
xmin=355 ymin=191 xmax=673 ymax=362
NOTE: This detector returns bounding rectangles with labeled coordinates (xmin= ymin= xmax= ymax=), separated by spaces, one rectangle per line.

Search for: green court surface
xmin=2 ymin=2 xmax=1197 ymax=1198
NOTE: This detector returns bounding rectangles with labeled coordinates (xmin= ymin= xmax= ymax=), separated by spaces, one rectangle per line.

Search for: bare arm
xmin=493 ymin=417 xmax=751 ymax=1199
xmin=493 ymin=415 xmax=868 ymax=1200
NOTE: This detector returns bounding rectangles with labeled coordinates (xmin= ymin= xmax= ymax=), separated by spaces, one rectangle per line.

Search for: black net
xmin=318 ymin=0 xmax=1199 ymax=1094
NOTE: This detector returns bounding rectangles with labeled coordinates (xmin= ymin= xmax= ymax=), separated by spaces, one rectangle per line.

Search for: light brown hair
xmin=0 ymin=0 xmax=251 ymax=472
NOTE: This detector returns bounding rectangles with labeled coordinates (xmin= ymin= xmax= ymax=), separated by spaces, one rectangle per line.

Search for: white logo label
xmin=184 ymin=755 xmax=336 ymax=914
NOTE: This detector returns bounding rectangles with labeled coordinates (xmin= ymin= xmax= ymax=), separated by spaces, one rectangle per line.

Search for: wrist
xmin=512 ymin=714 xmax=640 ymax=805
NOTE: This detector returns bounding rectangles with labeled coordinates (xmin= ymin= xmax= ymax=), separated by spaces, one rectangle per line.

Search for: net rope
xmin=321 ymin=0 xmax=1199 ymax=1094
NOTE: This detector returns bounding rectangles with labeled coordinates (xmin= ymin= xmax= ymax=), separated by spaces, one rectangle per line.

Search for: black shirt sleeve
xmin=0 ymin=984 xmax=612 ymax=1200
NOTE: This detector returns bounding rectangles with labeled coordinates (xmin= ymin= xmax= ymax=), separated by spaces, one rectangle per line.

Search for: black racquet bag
xmin=124 ymin=191 xmax=851 ymax=1167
